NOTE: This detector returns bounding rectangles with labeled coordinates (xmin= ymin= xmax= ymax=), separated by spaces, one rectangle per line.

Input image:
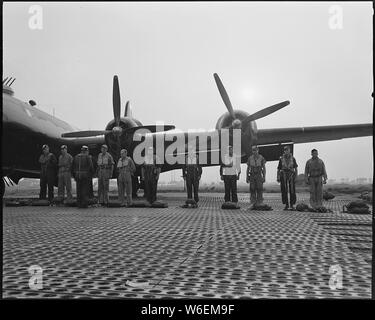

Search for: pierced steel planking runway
xmin=2 ymin=193 xmax=372 ymax=299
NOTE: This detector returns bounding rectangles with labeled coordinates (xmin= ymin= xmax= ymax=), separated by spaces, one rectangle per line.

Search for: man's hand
xmin=246 ymin=178 xmax=249 ymax=184
xmin=323 ymin=178 xmax=327 ymax=184
xmin=277 ymin=178 xmax=280 ymax=183
xmin=237 ymin=174 xmax=240 ymax=181
xmin=262 ymin=176 xmax=266 ymax=183
xmin=305 ymin=179 xmax=309 ymax=185
xmin=220 ymin=175 xmax=224 ymax=181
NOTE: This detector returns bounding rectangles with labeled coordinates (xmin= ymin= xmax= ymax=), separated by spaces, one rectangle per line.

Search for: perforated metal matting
xmin=3 ymin=193 xmax=372 ymax=299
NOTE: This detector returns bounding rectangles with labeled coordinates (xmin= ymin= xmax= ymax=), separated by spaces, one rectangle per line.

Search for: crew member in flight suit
xmin=57 ymin=145 xmax=73 ymax=202
xmin=277 ymin=146 xmax=298 ymax=210
xmin=304 ymin=149 xmax=328 ymax=209
xmin=38 ymin=144 xmax=57 ymax=203
xmin=81 ymin=148 xmax=95 ymax=200
xmin=87 ymin=152 xmax=95 ymax=200
xmin=117 ymin=149 xmax=136 ymax=207
xmin=182 ymin=145 xmax=202 ymax=206
xmin=141 ymin=147 xmax=161 ymax=205
xmin=220 ymin=145 xmax=241 ymax=203
xmin=72 ymin=146 xmax=94 ymax=208
xmin=246 ymin=145 xmax=266 ymax=206
xmin=97 ymin=144 xmax=114 ymax=206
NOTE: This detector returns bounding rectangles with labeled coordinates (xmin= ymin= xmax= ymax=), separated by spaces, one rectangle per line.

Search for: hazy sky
xmin=3 ymin=2 xmax=373 ymax=182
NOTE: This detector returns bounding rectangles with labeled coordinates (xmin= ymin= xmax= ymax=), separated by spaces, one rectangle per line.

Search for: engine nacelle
xmin=104 ymin=117 xmax=143 ymax=154
xmin=105 ymin=117 xmax=143 ymax=132
xmin=215 ymin=110 xmax=258 ymax=156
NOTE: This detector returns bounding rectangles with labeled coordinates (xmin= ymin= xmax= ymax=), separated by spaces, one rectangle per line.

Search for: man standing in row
xmin=277 ymin=146 xmax=298 ymax=210
xmin=220 ymin=145 xmax=241 ymax=204
xmin=117 ymin=149 xmax=136 ymax=207
xmin=183 ymin=145 xmax=202 ymax=207
xmin=97 ymin=144 xmax=114 ymax=206
xmin=72 ymin=146 xmax=94 ymax=208
xmin=305 ymin=149 xmax=328 ymax=209
xmin=142 ymin=146 xmax=161 ymax=205
xmin=39 ymin=144 xmax=57 ymax=203
xmin=57 ymin=145 xmax=73 ymax=202
xmin=246 ymin=145 xmax=266 ymax=207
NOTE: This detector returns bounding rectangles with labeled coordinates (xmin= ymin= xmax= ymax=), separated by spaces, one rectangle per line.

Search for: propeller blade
xmin=241 ymin=100 xmax=290 ymax=125
xmin=61 ymin=130 xmax=110 ymax=138
xmin=113 ymin=75 xmax=121 ymax=126
xmin=124 ymin=101 xmax=132 ymax=117
xmin=123 ymin=125 xmax=175 ymax=135
xmin=213 ymin=73 xmax=235 ymax=119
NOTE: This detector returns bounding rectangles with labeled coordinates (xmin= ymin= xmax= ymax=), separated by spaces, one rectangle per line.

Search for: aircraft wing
xmin=133 ymin=123 xmax=372 ymax=166
xmin=256 ymin=123 xmax=373 ymax=145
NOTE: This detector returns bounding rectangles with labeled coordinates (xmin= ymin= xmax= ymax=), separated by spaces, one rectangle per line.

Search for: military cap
xmin=101 ymin=144 xmax=108 ymax=150
xmin=60 ymin=145 xmax=67 ymax=149
xmin=81 ymin=145 xmax=89 ymax=151
xmin=42 ymin=144 xmax=49 ymax=150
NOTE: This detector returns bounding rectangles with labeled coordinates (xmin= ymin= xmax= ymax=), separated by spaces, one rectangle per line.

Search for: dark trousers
xmin=88 ymin=178 xmax=94 ymax=199
xmin=76 ymin=177 xmax=90 ymax=208
xmin=280 ymin=172 xmax=296 ymax=206
xmin=132 ymin=176 xmax=139 ymax=198
xmin=144 ymin=177 xmax=158 ymax=204
xmin=186 ymin=174 xmax=199 ymax=202
xmin=39 ymin=174 xmax=54 ymax=202
xmin=224 ymin=175 xmax=238 ymax=203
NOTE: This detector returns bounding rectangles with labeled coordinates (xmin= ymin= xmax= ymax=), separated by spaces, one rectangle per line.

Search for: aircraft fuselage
xmin=2 ymin=91 xmax=103 ymax=181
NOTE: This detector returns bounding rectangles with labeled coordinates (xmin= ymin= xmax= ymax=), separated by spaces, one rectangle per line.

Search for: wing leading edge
xmin=256 ymin=123 xmax=373 ymax=145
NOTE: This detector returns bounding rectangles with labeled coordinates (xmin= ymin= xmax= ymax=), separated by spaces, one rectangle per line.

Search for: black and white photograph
xmin=2 ymin=1 xmax=373 ymax=306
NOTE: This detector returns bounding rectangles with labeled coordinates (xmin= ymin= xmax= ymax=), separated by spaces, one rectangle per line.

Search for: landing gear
xmin=1 ymin=178 xmax=4 ymax=198
xmin=2 ymin=176 xmax=17 ymax=198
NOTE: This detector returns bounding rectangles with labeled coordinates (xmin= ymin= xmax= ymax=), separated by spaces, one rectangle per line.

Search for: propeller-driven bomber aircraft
xmin=2 ymin=74 xmax=373 ymax=197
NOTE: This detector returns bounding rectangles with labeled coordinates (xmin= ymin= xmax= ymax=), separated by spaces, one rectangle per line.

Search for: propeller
xmin=61 ymin=75 xmax=176 ymax=142
xmin=213 ymin=73 xmax=290 ymax=128
xmin=113 ymin=75 xmax=121 ymax=127
xmin=62 ymin=75 xmax=123 ymax=138
xmin=62 ymin=130 xmax=110 ymax=138
xmin=214 ymin=73 xmax=235 ymax=119
xmin=241 ymin=100 xmax=290 ymax=127
xmin=124 ymin=101 xmax=132 ymax=117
